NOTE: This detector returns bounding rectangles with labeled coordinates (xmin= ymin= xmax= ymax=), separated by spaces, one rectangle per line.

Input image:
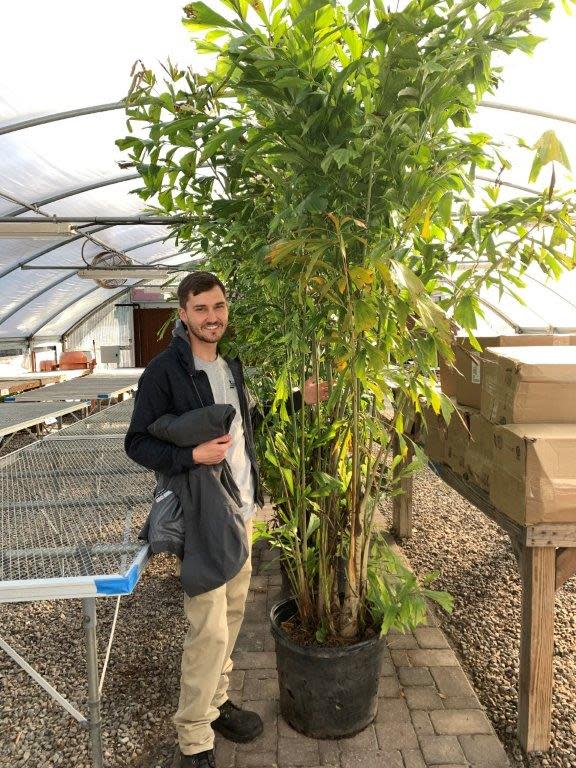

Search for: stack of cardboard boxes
xmin=427 ymin=336 xmax=576 ymax=525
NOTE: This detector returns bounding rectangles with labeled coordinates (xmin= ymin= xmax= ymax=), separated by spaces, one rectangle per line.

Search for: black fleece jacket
xmin=125 ymin=321 xmax=303 ymax=507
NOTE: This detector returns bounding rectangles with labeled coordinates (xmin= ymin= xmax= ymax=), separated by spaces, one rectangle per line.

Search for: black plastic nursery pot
xmin=270 ymin=597 xmax=387 ymax=739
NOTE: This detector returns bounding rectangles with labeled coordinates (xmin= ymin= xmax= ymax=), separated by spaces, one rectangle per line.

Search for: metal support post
xmin=82 ymin=597 xmax=104 ymax=768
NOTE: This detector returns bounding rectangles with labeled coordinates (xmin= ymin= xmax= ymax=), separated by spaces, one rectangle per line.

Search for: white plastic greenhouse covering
xmin=0 ymin=0 xmax=575 ymax=343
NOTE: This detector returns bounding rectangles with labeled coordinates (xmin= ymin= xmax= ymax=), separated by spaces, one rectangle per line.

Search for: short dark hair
xmin=177 ymin=271 xmax=227 ymax=308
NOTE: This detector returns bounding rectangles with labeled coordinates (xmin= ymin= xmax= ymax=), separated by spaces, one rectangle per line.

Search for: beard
xmin=185 ymin=318 xmax=227 ymax=344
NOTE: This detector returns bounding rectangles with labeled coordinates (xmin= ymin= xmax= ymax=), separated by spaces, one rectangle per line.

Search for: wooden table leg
xmin=392 ymin=460 xmax=414 ymax=539
xmin=518 ymin=545 xmax=556 ymax=753
xmin=391 ymin=434 xmax=414 ymax=539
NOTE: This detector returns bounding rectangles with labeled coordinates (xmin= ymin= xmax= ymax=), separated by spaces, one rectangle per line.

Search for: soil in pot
xmin=270 ymin=597 xmax=387 ymax=739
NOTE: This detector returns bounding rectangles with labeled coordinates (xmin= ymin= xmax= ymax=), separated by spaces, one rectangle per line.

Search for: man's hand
xmin=192 ymin=435 xmax=232 ymax=465
xmin=303 ymin=377 xmax=330 ymax=405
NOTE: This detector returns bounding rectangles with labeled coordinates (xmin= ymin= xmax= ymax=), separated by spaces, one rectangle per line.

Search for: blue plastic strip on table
xmin=94 ymin=550 xmax=149 ymax=596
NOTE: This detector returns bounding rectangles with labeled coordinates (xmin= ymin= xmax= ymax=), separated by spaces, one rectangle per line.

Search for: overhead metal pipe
xmin=61 ymin=256 xmax=205 ymax=341
xmin=6 ymin=233 xmax=171 ymax=278
xmin=441 ymin=275 xmax=520 ymax=332
xmin=0 ymin=336 xmax=59 ymax=344
xmin=5 ymin=237 xmax=184 ymax=337
xmin=475 ymin=175 xmax=540 ymax=195
xmin=33 ymin=253 xmax=196 ymax=339
xmin=3 ymin=99 xmax=573 ymax=138
xmin=0 ymin=245 xmax=192 ymax=327
xmin=28 ymin=284 xmax=138 ymax=340
xmin=3 ymin=174 xmax=140 ymax=217
xmin=479 ymin=100 xmax=576 ymax=126
xmin=0 ymin=221 xmax=180 ymax=281
xmin=20 ymin=264 xmax=176 ymax=270
xmin=0 ymin=225 xmax=113 ymax=281
xmin=0 ymin=215 xmax=194 ymax=225
xmin=4 ymin=97 xmax=572 ymax=145
xmin=0 ymin=101 xmax=125 ymax=136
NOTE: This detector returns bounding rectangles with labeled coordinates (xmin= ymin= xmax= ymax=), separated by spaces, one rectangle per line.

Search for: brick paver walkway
xmin=207 ymin=507 xmax=510 ymax=768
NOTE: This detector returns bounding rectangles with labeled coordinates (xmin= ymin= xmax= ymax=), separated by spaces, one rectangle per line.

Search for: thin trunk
xmin=340 ymin=361 xmax=362 ymax=638
xmin=284 ymin=331 xmax=314 ymax=625
xmin=298 ymin=356 xmax=313 ymax=622
xmin=311 ymin=337 xmax=325 ymax=623
xmin=284 ymin=333 xmax=313 ymax=623
xmin=340 ymin=506 xmax=362 ymax=637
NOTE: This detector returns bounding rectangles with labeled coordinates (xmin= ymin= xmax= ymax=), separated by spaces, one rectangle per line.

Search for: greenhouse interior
xmin=0 ymin=1 xmax=575 ymax=768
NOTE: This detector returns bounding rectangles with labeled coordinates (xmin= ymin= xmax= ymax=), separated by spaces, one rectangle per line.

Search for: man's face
xmin=178 ymin=285 xmax=229 ymax=344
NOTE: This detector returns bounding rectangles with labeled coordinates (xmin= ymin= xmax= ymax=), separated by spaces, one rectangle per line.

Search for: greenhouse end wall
xmin=64 ymin=303 xmax=134 ymax=368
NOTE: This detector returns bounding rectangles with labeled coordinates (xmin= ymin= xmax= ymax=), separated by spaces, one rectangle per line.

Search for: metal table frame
xmin=0 ymin=421 xmax=152 ymax=767
xmin=0 ymin=545 xmax=151 ymax=768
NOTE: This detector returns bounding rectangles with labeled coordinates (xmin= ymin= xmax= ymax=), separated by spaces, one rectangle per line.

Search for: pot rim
xmin=269 ymin=596 xmax=386 ymax=659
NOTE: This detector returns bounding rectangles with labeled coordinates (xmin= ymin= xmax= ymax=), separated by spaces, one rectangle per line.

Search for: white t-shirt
xmin=193 ymin=354 xmax=256 ymax=521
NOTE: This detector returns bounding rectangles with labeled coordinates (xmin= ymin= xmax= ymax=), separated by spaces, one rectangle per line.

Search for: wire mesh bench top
xmin=0 ymin=436 xmax=154 ymax=601
xmin=12 ymin=376 xmax=140 ymax=402
xmin=0 ymin=402 xmax=90 ymax=438
xmin=48 ymin=399 xmax=135 ymax=438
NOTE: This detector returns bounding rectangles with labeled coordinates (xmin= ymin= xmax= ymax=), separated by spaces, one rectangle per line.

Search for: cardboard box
xmin=464 ymin=445 xmax=492 ymax=492
xmin=439 ymin=334 xmax=576 ymax=409
xmin=463 ymin=413 xmax=494 ymax=492
xmin=444 ymin=406 xmax=475 ymax=475
xmin=469 ymin=411 xmax=494 ymax=455
xmin=438 ymin=361 xmax=458 ymax=399
xmin=419 ymin=406 xmax=447 ymax=463
xmin=490 ymin=424 xmax=576 ymax=524
xmin=438 ymin=336 xmax=497 ymax=406
xmin=481 ymin=346 xmax=576 ymax=424
xmin=452 ymin=337 xmax=499 ymax=408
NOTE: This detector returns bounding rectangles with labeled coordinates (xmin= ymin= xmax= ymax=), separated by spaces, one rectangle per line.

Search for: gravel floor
xmin=0 ymin=554 xmax=185 ymax=768
xmin=380 ymin=466 xmax=576 ymax=768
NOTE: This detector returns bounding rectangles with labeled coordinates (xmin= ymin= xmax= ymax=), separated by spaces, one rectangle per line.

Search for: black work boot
xmin=180 ymin=749 xmax=216 ymax=767
xmin=212 ymin=700 xmax=264 ymax=743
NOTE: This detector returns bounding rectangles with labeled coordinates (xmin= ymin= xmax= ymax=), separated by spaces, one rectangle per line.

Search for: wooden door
xmin=133 ymin=308 xmax=175 ymax=367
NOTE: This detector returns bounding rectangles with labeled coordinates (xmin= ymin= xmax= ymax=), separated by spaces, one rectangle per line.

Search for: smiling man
xmin=125 ymin=271 xmax=327 ymax=768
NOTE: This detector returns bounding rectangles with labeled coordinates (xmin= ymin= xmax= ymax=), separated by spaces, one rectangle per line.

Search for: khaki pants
xmin=174 ymin=519 xmax=253 ymax=756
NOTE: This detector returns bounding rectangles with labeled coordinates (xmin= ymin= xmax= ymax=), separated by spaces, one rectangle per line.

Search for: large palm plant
xmin=118 ymin=0 xmax=574 ymax=640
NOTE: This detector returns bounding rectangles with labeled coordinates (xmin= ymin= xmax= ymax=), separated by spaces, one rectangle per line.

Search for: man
xmin=125 ymin=271 xmax=328 ymax=768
